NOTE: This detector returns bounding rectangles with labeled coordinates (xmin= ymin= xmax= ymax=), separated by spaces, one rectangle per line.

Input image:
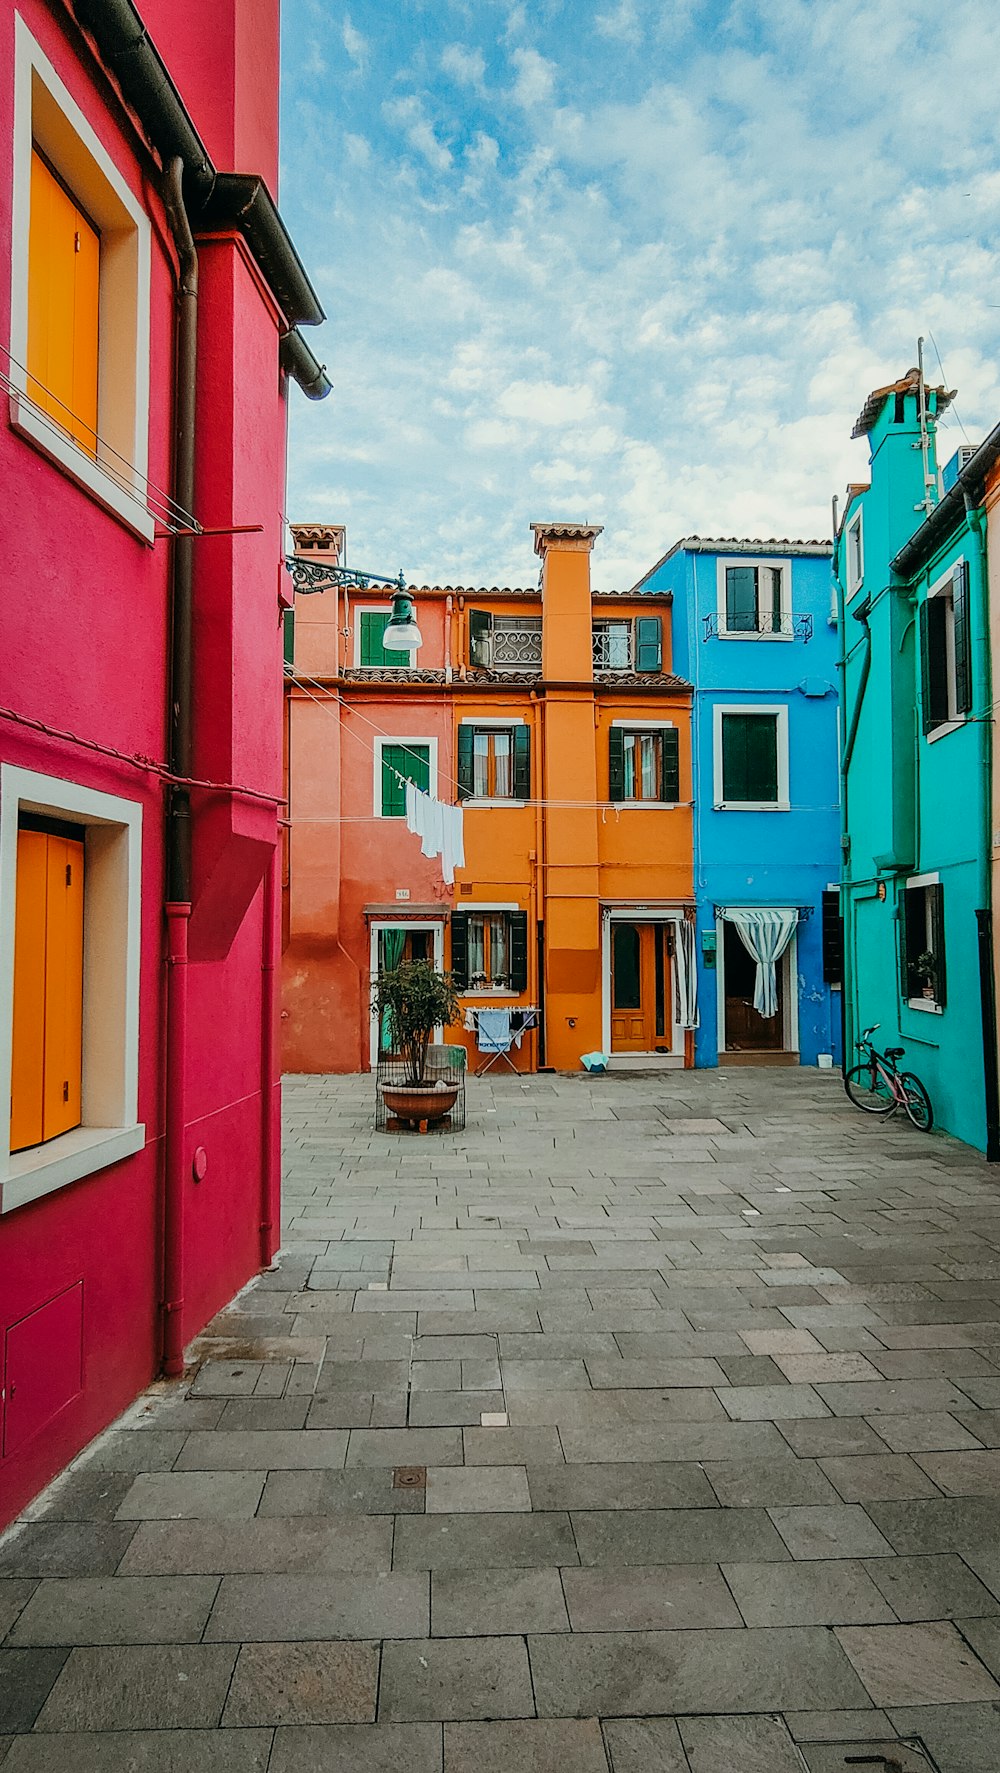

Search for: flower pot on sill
xmin=921 ymin=986 xmax=935 ymax=1000
xmin=382 ymin=1082 xmax=459 ymax=1132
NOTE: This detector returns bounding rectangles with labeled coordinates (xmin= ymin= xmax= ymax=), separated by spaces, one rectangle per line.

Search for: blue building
xmin=634 ymin=538 xmax=842 ymax=1068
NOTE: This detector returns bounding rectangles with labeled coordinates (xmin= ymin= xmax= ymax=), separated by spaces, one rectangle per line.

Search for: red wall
xmin=0 ymin=0 xmax=290 ymax=1527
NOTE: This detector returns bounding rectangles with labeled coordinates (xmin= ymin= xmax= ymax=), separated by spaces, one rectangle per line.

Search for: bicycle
xmin=844 ymin=1024 xmax=933 ymax=1131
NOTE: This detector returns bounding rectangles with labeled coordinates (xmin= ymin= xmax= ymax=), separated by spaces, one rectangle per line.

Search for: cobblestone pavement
xmin=4 ymin=1069 xmax=1000 ymax=1771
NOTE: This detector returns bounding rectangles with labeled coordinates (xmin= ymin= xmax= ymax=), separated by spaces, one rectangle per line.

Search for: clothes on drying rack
xmin=404 ymin=781 xmax=466 ymax=885
xmin=463 ymin=1005 xmax=540 ymax=1049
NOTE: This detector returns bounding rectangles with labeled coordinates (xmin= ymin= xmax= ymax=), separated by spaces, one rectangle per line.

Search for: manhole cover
xmin=393 ymin=1466 xmax=426 ymax=1489
xmin=803 ymin=1743 xmax=939 ymax=1773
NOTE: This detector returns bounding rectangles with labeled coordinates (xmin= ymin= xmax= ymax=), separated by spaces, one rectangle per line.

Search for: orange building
xmin=283 ymin=522 xmax=695 ymax=1073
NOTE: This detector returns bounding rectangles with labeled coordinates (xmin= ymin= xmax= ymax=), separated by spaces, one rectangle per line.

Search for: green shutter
xmin=283 ymin=607 xmax=295 ymax=669
xmin=513 ymin=724 xmax=530 ymax=799
xmin=721 ymin=713 xmax=777 ymax=802
xmin=381 ymin=743 xmax=430 ymax=816
xmin=609 ymin=727 xmax=625 ymax=802
xmin=360 ymin=610 xmax=397 ymax=667
xmin=509 ymin=911 xmax=529 ymax=993
xmin=450 ymin=910 xmax=469 ymax=989
xmin=930 ymin=882 xmax=947 ymax=1007
xmin=661 ymin=727 xmax=680 ymax=803
xmin=721 ymin=714 xmax=748 ymax=801
xmin=457 ymin=725 xmax=474 ymax=800
xmin=636 ymin=615 xmax=662 ymax=672
xmin=725 ymin=566 xmax=757 ymax=631
xmin=469 ymin=609 xmax=492 ymax=666
xmin=953 ymin=561 xmax=972 ymax=715
xmin=919 ymin=600 xmax=934 ymax=734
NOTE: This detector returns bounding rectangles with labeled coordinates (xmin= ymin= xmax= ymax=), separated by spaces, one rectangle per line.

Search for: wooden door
xmin=723 ymin=920 xmax=783 ymax=1051
xmin=611 ymin=924 xmax=672 ymax=1053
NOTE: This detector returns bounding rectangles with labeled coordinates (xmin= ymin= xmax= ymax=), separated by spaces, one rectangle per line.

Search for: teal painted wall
xmin=838 ymin=386 xmax=991 ymax=1151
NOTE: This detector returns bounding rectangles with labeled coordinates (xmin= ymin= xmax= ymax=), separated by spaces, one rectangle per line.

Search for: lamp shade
xmin=383 ymin=591 xmax=422 ymax=651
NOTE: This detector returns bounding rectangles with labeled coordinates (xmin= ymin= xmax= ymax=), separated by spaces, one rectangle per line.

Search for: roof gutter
xmin=70 ymin=0 xmax=329 ymax=399
xmin=891 ymin=418 xmax=1000 ymax=579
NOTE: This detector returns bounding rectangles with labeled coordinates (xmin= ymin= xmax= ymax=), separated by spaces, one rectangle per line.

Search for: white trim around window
xmin=372 ymin=736 xmax=438 ymax=817
xmin=712 ymin=703 xmax=790 ymax=810
xmin=353 ymin=604 xmax=416 ymax=668
xmin=0 ymin=765 xmax=144 ymax=1214
xmin=368 ymin=919 xmax=445 ymax=1065
xmin=458 ymin=717 xmax=528 ymax=727
xmin=715 ymin=557 xmax=792 ymax=638
xmin=845 ymin=510 xmax=864 ymax=600
xmin=10 ymin=16 xmax=153 ymax=540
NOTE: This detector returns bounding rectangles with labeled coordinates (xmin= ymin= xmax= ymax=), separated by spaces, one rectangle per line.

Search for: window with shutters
xmin=357 ymin=608 xmax=414 ymax=668
xmin=821 ymin=889 xmax=844 ymax=988
xmin=11 ymin=19 xmax=154 ymax=536
xmin=920 ymin=561 xmax=972 ymax=737
xmin=902 ymin=877 xmax=946 ymax=1011
xmin=717 ymin=560 xmax=791 ymax=636
xmin=450 ymin=908 xmax=529 ymax=994
xmin=608 ymin=725 xmax=680 ymax=804
xmin=457 ymin=723 xmax=529 ymax=802
xmin=714 ymin=705 xmax=789 ymax=808
xmin=592 ymin=616 xmax=663 ymax=672
xmin=1 ymin=765 xmax=144 ymax=1215
xmin=376 ymin=741 xmax=432 ymax=817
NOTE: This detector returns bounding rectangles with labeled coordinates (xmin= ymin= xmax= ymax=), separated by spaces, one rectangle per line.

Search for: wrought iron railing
xmin=702 ymin=611 xmax=813 ymax=641
xmin=475 ymin=618 xmax=543 ymax=670
xmin=592 ymin=625 xmax=633 ymax=669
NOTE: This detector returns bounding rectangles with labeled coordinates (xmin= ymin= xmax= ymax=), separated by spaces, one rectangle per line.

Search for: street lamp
xmin=382 ymin=589 xmax=423 ymax=651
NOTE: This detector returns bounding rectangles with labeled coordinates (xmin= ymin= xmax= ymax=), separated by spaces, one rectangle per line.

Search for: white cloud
xmin=508 ymin=46 xmax=556 ymax=109
xmin=595 ymin=0 xmax=642 ymax=45
xmin=382 ymin=95 xmax=453 ymax=173
xmin=441 ymin=43 xmax=486 ymax=90
xmin=341 ymin=15 xmax=367 ymax=73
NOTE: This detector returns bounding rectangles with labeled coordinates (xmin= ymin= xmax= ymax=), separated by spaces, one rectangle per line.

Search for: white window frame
xmin=368 ymin=918 xmax=445 ymax=1065
xmin=354 ymin=604 xmax=416 ymax=669
xmin=0 ymin=765 xmax=144 ymax=1214
xmin=903 ymin=870 xmax=944 ymax=1014
xmin=715 ymin=909 xmax=799 ymax=1057
xmin=716 ymin=557 xmax=792 ymax=639
xmin=458 ymin=716 xmax=528 ymax=808
xmin=713 ymin=703 xmax=790 ymax=811
xmin=845 ymin=511 xmax=864 ymax=600
xmin=924 ymin=563 xmax=966 ymax=742
xmin=600 ymin=905 xmax=686 ymax=1066
xmin=373 ymin=735 xmax=438 ymax=818
xmin=9 ymin=16 xmax=153 ymax=540
xmin=610 ymin=718 xmax=679 ymax=809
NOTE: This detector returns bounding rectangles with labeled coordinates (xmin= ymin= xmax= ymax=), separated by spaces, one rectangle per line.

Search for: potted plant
xmin=373 ymin=960 xmax=461 ymax=1131
xmin=914 ymin=951 xmax=937 ymax=1000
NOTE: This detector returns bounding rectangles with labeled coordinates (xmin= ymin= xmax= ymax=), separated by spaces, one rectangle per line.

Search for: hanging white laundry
xmin=403 ymin=782 xmax=465 ymax=886
xmin=673 ymin=917 xmax=700 ymax=1030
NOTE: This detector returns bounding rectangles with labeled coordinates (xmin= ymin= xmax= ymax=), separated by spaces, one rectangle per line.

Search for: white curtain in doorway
xmin=674 ymin=917 xmax=700 ymax=1029
xmin=727 ymin=907 xmax=798 ymax=1020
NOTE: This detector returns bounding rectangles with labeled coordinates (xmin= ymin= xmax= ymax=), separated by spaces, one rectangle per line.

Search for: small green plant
xmin=914 ymin=950 xmax=936 ymax=982
xmin=372 ymin=960 xmax=460 ymax=1086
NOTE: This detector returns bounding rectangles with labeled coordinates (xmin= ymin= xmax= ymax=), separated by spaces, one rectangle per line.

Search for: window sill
xmin=613 ymin=799 xmax=680 ymax=809
xmin=461 ymin=989 xmax=519 ymax=998
xmin=12 ymin=399 xmax=155 ymax=543
xmin=906 ymin=997 xmax=943 ymax=1015
xmin=464 ymin=800 xmax=528 ymax=809
xmin=2 ymin=1123 xmax=146 ymax=1215
xmin=717 ymin=630 xmax=794 ymax=642
xmin=714 ymin=801 xmax=789 ymax=812
xmin=926 ymin=718 xmax=966 ymax=744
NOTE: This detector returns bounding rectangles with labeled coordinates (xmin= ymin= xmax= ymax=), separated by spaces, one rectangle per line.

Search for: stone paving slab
xmin=6 ymin=1068 xmax=1000 ymax=1772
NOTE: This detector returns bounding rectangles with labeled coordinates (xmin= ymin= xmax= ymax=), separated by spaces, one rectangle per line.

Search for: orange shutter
xmin=27 ymin=150 xmax=99 ymax=455
xmin=42 ymin=835 xmax=85 ymax=1142
xmin=10 ymin=830 xmax=48 ymax=1152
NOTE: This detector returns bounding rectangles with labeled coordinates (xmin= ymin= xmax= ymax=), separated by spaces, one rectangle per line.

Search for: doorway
xmin=610 ymin=922 xmax=673 ymax=1054
xmin=721 ymin=919 xmax=785 ymax=1055
xmin=368 ymin=920 xmax=444 ymax=1065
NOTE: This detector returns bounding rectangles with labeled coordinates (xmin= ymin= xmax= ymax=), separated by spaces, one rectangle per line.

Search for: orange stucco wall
xmin=283 ymin=524 xmax=694 ymax=1074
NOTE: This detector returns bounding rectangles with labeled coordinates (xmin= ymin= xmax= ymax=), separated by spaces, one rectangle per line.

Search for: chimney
xmin=532 ymin=522 xmax=603 ymax=682
xmin=290 ymin=524 xmax=345 ymax=563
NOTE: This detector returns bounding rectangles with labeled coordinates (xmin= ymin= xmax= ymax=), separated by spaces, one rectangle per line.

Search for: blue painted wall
xmin=836 ymin=379 xmax=991 ymax=1152
xmin=637 ymin=541 xmax=841 ymax=1067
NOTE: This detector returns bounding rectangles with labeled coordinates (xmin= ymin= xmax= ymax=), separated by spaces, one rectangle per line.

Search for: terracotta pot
xmin=382 ymin=1083 xmax=459 ymax=1130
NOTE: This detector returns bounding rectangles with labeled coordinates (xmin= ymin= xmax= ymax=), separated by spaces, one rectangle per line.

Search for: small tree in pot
xmin=373 ymin=960 xmax=460 ymax=1087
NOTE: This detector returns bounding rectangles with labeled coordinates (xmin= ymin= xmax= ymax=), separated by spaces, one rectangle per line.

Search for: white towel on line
xmin=404 ymin=782 xmax=465 ymax=886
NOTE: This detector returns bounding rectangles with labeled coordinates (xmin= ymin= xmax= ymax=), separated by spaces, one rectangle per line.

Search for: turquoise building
xmin=837 ymin=365 xmax=999 ymax=1154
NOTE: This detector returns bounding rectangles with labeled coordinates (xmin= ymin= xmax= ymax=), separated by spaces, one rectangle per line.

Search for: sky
xmin=278 ymin=0 xmax=1000 ymax=591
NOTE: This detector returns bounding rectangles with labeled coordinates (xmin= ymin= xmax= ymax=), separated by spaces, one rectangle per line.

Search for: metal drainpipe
xmin=161 ymin=156 xmax=199 ymax=1375
xmin=259 ymin=846 xmax=280 ymax=1264
xmin=964 ymin=492 xmax=1000 ymax=1160
xmin=838 ymin=545 xmax=872 ymax=1076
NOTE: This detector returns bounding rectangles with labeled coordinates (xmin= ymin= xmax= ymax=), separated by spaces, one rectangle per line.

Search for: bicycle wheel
xmin=899 ymin=1071 xmax=933 ymax=1132
xmin=845 ymin=1061 xmax=896 ymax=1114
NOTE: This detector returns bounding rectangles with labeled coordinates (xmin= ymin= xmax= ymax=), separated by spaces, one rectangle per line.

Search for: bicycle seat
xmin=885 ymin=1047 xmax=905 ymax=1060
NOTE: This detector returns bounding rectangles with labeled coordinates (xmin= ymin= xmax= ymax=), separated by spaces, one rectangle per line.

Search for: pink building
xmin=0 ymin=0 xmax=328 ymax=1528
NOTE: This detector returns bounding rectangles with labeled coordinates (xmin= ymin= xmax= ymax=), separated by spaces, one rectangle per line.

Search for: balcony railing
xmin=474 ymin=617 xmax=542 ymax=671
xmin=702 ymin=611 xmax=813 ymax=641
xmin=592 ymin=626 xmax=633 ymax=669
